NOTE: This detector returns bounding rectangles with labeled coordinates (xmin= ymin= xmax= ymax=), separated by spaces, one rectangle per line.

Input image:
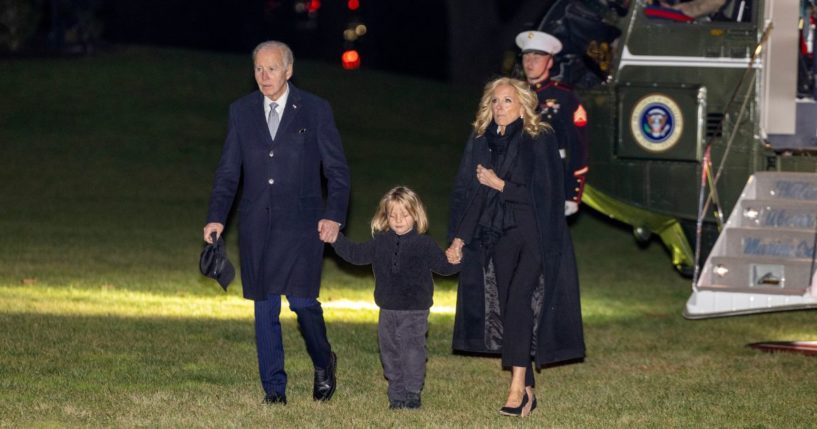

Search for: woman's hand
xmin=476 ymin=164 xmax=505 ymax=192
xmin=446 ymin=238 xmax=465 ymax=264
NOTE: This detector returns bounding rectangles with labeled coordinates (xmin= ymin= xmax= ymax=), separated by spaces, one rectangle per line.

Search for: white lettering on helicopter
xmin=763 ymin=209 xmax=817 ymax=229
xmin=743 ymin=238 xmax=816 ymax=258
xmin=773 ymin=181 xmax=817 ymax=200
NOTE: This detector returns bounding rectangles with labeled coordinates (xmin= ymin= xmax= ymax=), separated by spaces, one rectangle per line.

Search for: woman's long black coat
xmin=448 ymin=129 xmax=585 ymax=367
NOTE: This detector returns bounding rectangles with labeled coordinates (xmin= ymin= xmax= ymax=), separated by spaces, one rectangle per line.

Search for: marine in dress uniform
xmin=516 ymin=30 xmax=589 ymax=216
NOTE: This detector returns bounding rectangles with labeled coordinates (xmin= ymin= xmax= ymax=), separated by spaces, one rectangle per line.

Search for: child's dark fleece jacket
xmin=332 ymin=229 xmax=461 ymax=310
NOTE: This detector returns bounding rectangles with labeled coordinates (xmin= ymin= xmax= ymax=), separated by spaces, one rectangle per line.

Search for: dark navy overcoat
xmin=207 ymin=85 xmax=350 ymax=300
xmin=448 ymin=129 xmax=585 ymax=367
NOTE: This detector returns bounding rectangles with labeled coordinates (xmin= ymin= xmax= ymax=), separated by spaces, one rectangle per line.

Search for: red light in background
xmin=341 ymin=50 xmax=360 ymax=70
xmin=307 ymin=0 xmax=321 ymax=12
xmin=347 ymin=0 xmax=359 ymax=11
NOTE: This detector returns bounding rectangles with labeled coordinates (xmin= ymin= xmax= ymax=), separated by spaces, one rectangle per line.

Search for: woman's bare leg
xmin=504 ymin=366 xmax=527 ymax=407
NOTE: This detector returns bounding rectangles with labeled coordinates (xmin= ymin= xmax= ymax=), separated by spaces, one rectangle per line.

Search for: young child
xmin=329 ymin=186 xmax=460 ymax=410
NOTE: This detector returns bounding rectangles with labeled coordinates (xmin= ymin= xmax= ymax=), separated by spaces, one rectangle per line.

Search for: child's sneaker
xmin=404 ymin=392 xmax=421 ymax=409
xmin=389 ymin=400 xmax=405 ymax=410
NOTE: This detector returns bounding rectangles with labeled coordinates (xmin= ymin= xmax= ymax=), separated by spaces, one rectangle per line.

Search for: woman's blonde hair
xmin=472 ymin=77 xmax=549 ymax=137
xmin=370 ymin=186 xmax=429 ymax=235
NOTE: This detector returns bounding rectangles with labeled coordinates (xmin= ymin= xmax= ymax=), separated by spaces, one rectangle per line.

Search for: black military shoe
xmin=263 ymin=393 xmax=287 ymax=405
xmin=313 ymin=351 xmax=337 ymax=401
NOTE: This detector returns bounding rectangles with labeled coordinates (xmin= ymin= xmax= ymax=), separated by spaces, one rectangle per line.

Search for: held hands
xmin=476 ymin=164 xmax=505 ymax=192
xmin=318 ymin=219 xmax=341 ymax=243
xmin=203 ymin=222 xmax=224 ymax=243
xmin=446 ymin=238 xmax=465 ymax=264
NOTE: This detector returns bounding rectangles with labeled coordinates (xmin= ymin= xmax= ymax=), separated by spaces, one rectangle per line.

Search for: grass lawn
xmin=1 ymin=46 xmax=816 ymax=428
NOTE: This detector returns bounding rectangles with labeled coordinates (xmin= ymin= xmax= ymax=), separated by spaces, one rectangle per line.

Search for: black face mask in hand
xmin=199 ymin=232 xmax=235 ymax=291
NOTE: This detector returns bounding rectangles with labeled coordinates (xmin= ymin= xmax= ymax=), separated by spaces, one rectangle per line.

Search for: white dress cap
xmin=515 ymin=30 xmax=563 ymax=55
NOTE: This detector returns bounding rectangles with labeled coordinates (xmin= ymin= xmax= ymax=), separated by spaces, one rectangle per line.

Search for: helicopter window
xmin=645 ymin=0 xmax=752 ymax=24
xmin=643 ymin=5 xmax=695 ymax=22
xmin=711 ymin=0 xmax=751 ymax=22
xmin=799 ymin=0 xmax=816 ymax=98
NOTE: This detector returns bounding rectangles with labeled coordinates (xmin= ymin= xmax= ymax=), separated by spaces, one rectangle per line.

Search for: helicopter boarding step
xmin=685 ymin=172 xmax=817 ymax=318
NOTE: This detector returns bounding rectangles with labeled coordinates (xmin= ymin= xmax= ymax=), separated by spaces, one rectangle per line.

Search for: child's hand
xmin=445 ymin=248 xmax=459 ymax=264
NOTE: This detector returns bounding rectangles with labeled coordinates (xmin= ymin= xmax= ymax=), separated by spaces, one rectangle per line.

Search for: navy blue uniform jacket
xmin=207 ymin=85 xmax=350 ymax=300
xmin=533 ymin=80 xmax=589 ymax=205
xmin=448 ymin=129 xmax=585 ymax=367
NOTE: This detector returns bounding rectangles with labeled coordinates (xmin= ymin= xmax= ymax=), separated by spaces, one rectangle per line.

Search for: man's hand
xmin=203 ymin=223 xmax=224 ymax=243
xmin=318 ymin=219 xmax=341 ymax=243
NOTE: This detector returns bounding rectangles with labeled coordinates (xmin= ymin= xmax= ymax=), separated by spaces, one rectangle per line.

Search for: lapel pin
xmin=298 ymin=128 xmax=308 ymax=134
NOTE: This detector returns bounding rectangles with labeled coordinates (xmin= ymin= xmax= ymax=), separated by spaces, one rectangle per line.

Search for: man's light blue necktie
xmin=267 ymin=102 xmax=280 ymax=140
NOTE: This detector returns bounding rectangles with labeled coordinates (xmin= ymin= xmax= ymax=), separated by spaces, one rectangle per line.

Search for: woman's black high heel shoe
xmin=527 ymin=394 xmax=537 ymax=415
xmin=499 ymin=392 xmax=530 ymax=417
xmin=526 ymin=387 xmax=537 ymax=415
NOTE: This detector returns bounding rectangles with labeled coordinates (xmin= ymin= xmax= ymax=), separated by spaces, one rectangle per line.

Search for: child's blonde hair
xmin=370 ymin=186 xmax=429 ymax=235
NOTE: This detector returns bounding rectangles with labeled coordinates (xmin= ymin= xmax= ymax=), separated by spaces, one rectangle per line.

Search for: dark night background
xmin=99 ymin=0 xmax=451 ymax=80
xmin=4 ymin=0 xmax=559 ymax=84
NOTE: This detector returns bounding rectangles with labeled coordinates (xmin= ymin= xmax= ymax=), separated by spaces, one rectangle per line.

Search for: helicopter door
xmin=616 ymin=85 xmax=706 ymax=161
xmin=760 ymin=0 xmax=800 ymax=136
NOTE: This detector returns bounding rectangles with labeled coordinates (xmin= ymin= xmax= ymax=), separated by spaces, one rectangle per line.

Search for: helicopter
xmin=529 ymin=0 xmax=817 ymax=318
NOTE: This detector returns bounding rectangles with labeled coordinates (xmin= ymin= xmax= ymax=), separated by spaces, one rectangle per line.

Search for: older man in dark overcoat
xmin=203 ymin=41 xmax=350 ymax=405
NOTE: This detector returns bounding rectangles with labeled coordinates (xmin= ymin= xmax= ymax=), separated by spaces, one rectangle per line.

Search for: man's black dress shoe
xmin=263 ymin=393 xmax=287 ymax=405
xmin=313 ymin=351 xmax=337 ymax=401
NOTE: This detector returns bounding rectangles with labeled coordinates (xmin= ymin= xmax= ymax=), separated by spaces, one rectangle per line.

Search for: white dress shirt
xmin=264 ymin=84 xmax=289 ymax=123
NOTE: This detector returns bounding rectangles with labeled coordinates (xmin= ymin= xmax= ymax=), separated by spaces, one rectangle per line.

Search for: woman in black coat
xmin=446 ymin=77 xmax=584 ymax=417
